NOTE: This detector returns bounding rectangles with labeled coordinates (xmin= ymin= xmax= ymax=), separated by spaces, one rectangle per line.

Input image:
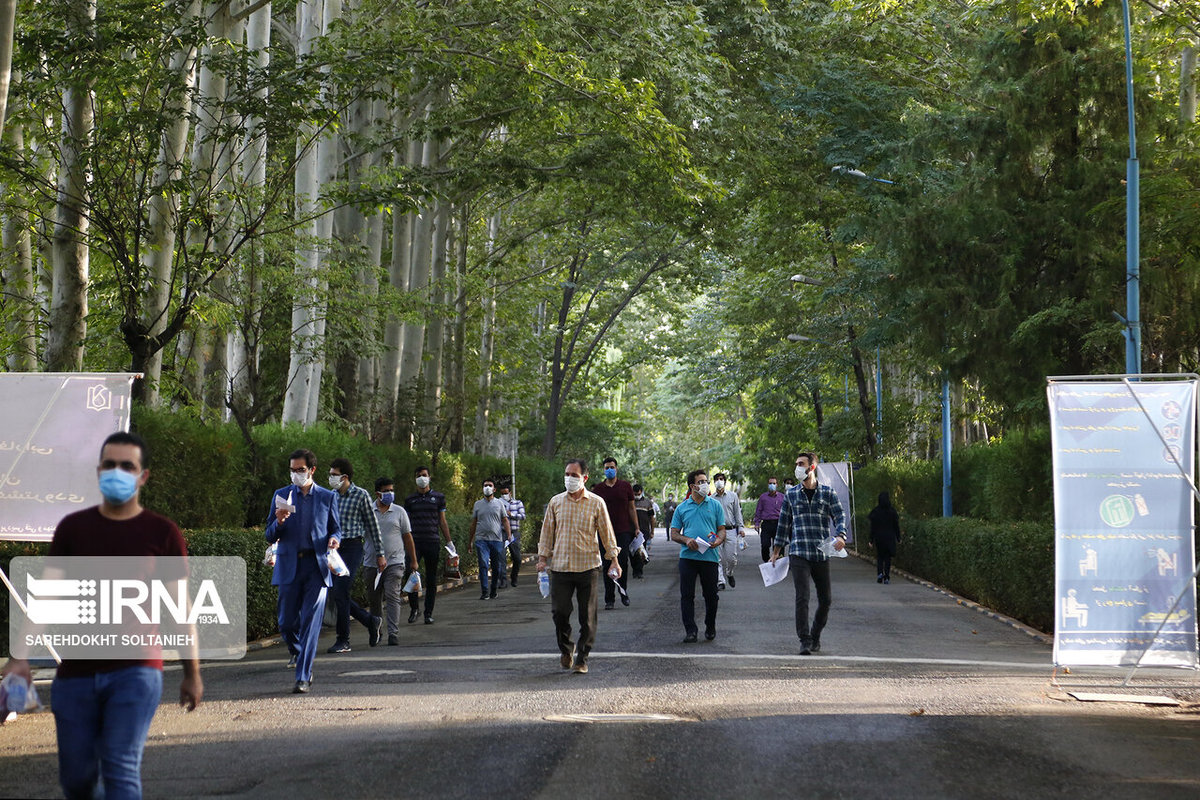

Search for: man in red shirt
xmin=3 ymin=431 xmax=203 ymax=799
xmin=590 ymin=456 xmax=637 ymax=609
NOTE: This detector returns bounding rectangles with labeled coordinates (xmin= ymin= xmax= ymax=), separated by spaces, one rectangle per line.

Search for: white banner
xmin=0 ymin=373 xmax=136 ymax=542
xmin=817 ymin=461 xmax=855 ymax=543
xmin=1048 ymin=376 xmax=1198 ymax=667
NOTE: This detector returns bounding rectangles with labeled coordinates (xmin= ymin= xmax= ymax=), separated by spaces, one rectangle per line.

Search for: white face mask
xmin=329 ymin=474 xmax=344 ymax=489
xmin=564 ymin=475 xmax=584 ymax=493
xmin=291 ymin=469 xmax=312 ymax=488
xmin=796 ymin=464 xmax=813 ymax=481
xmin=483 ymin=485 xmax=494 ymax=496
xmin=714 ymin=479 xmax=725 ymax=491
xmin=416 ymin=475 xmax=430 ymax=489
xmin=694 ymin=481 xmax=709 ymax=496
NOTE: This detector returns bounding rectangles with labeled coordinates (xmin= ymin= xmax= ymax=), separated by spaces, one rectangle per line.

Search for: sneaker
xmin=489 ymin=591 xmax=497 ymax=599
xmin=368 ymin=615 xmax=382 ymax=647
xmin=883 ymin=577 xmax=890 ymax=584
xmin=727 ymin=574 xmax=735 ymax=588
xmin=560 ymin=653 xmax=573 ymax=670
xmin=572 ymin=660 xmax=588 ymax=674
xmin=811 ymin=640 xmax=821 ymax=653
xmin=387 ymin=634 xmax=399 ymax=646
xmin=800 ymin=639 xmax=813 ymax=656
xmin=877 ymin=574 xmax=884 ymax=583
xmin=718 ymin=582 xmax=726 ymax=591
xmin=327 ymin=640 xmax=351 ymax=654
xmin=480 ymin=593 xmax=489 ymax=600
xmin=424 ymin=615 xmax=434 ymax=624
xmin=408 ymin=609 xmax=419 ymax=624
xmin=683 ymin=632 xmax=698 ymax=643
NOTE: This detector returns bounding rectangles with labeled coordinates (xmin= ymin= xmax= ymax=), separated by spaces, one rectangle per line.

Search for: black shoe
xmin=727 ymin=574 xmax=736 ymax=588
xmin=510 ymin=579 xmax=518 ymax=587
xmin=499 ymin=577 xmax=508 ymax=589
xmin=683 ymin=632 xmax=698 ymax=643
xmin=800 ymin=639 xmax=813 ymax=656
xmin=387 ymin=634 xmax=399 ymax=646
xmin=286 ymin=655 xmax=297 ymax=669
xmin=605 ymin=602 xmax=615 ymax=610
xmin=489 ymin=591 xmax=497 ymax=599
xmin=883 ymin=577 xmax=890 ymax=584
xmin=480 ymin=593 xmax=489 ymax=600
xmin=811 ymin=640 xmax=821 ymax=653
xmin=327 ymin=640 xmax=351 ymax=654
xmin=424 ymin=615 xmax=434 ymax=624
xmin=408 ymin=609 xmax=419 ymax=624
xmin=620 ymin=594 xmax=630 ymax=607
xmin=368 ymin=615 xmax=382 ymax=647
xmin=877 ymin=574 xmax=884 ymax=583
xmin=705 ymin=629 xmax=716 ymax=641
xmin=292 ymin=680 xmax=310 ymax=694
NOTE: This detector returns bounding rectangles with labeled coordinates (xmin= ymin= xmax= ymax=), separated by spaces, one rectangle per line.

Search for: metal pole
xmin=942 ymin=376 xmax=952 ymax=517
xmin=1122 ymin=0 xmax=1142 ymax=375
xmin=875 ymin=347 xmax=883 ymax=446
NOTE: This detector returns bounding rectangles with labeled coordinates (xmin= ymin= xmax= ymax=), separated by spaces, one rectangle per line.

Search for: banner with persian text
xmin=1048 ymin=377 xmax=1198 ymax=667
xmin=0 ymin=374 xmax=136 ymax=542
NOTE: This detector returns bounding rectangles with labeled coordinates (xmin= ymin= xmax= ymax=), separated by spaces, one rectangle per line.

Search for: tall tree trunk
xmin=380 ymin=135 xmax=419 ymax=433
xmin=474 ymin=212 xmax=499 ymax=455
xmin=397 ymin=133 xmax=437 ymax=439
xmin=448 ymin=204 xmax=468 ymax=451
xmin=540 ymin=260 xmax=577 ymax=458
xmin=45 ymin=0 xmax=95 ymax=371
xmin=421 ymin=198 xmax=449 ymax=449
xmin=0 ymin=0 xmax=15 ymax=140
xmin=1182 ymin=46 xmax=1197 ymax=125
xmin=2 ymin=116 xmax=36 ymax=370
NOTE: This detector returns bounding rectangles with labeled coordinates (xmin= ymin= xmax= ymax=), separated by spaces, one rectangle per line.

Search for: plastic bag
xmin=0 ymin=672 xmax=42 ymax=720
xmin=326 ymin=548 xmax=350 ymax=577
xmin=817 ymin=536 xmax=849 ymax=559
xmin=403 ymin=571 xmax=422 ymax=595
xmin=263 ymin=542 xmax=277 ymax=567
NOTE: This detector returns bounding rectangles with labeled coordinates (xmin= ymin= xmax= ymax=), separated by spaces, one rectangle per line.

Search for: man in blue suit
xmin=265 ymin=448 xmax=342 ymax=694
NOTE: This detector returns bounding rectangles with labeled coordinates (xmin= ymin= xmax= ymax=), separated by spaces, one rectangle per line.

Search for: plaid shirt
xmin=773 ymin=482 xmax=846 ymax=561
xmin=336 ymin=483 xmax=383 ymax=554
xmin=538 ymin=489 xmax=620 ymax=572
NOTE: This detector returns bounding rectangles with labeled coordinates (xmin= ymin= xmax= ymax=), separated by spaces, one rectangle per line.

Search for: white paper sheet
xmin=759 ymin=557 xmax=790 ymax=587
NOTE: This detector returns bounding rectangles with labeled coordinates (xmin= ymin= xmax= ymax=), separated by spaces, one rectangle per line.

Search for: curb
xmin=849 ymin=549 xmax=1053 ymax=646
xmin=245 ymin=553 xmax=539 ymax=651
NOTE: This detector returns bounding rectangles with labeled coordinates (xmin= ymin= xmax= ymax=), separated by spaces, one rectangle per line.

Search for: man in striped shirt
xmin=537 ymin=458 xmax=622 ymax=674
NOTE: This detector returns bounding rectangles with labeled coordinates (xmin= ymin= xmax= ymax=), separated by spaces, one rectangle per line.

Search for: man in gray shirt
xmin=712 ymin=472 xmax=744 ymax=589
xmin=468 ymin=478 xmax=511 ymax=600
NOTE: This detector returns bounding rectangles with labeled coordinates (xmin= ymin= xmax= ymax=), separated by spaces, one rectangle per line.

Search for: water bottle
xmin=538 ymin=571 xmax=550 ymax=598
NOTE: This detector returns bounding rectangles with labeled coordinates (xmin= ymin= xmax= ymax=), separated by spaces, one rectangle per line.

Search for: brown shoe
xmin=572 ymin=660 xmax=588 ymax=674
xmin=560 ymin=653 xmax=572 ymax=669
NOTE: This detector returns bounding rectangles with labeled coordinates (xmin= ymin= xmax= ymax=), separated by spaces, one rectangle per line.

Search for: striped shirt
xmin=404 ymin=489 xmax=447 ymax=544
xmin=538 ymin=489 xmax=620 ymax=573
xmin=336 ymin=483 xmax=383 ymax=554
xmin=773 ymin=483 xmax=846 ymax=561
xmin=503 ymin=496 xmax=526 ymax=536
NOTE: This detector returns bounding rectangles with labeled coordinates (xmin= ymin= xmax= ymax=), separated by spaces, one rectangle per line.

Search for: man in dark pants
xmin=590 ymin=456 xmax=637 ymax=609
xmin=326 ymin=457 xmax=384 ymax=652
xmin=537 ymin=458 xmax=622 ymax=674
xmin=771 ymin=452 xmax=846 ymax=656
xmin=403 ymin=465 xmax=456 ymax=625
xmin=669 ymin=470 xmax=726 ymax=642
xmin=753 ymin=476 xmax=785 ymax=563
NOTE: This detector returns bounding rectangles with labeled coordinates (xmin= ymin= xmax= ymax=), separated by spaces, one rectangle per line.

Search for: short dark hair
xmin=565 ymin=458 xmax=587 ymax=474
xmin=375 ymin=476 xmax=394 ymax=492
xmin=330 ymin=457 xmax=353 ymax=478
xmin=713 ymin=472 xmax=726 ymax=482
xmin=483 ymin=478 xmax=495 ymax=487
xmin=414 ymin=465 xmax=429 ymax=477
xmin=101 ymin=431 xmax=149 ymax=469
xmin=686 ymin=469 xmax=707 ymax=488
xmin=632 ymin=483 xmax=643 ymax=494
xmin=289 ymin=448 xmax=316 ymax=468
xmin=602 ymin=456 xmax=617 ymax=467
xmin=798 ymin=451 xmax=816 ymax=466
xmin=768 ymin=476 xmax=778 ymax=483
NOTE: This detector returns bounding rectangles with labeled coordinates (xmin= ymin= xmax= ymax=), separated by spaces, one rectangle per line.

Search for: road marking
xmin=545 ymin=713 xmax=691 ymax=723
xmin=338 ymin=669 xmax=415 ymax=677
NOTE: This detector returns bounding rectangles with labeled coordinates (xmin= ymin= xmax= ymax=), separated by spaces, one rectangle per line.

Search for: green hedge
xmin=891 ymin=516 xmax=1054 ymax=633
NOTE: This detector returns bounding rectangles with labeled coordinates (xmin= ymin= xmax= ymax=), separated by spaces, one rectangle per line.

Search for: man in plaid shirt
xmin=499 ymin=486 xmax=526 ymax=587
xmin=327 ymin=457 xmax=385 ymax=653
xmin=771 ymin=452 xmax=846 ymax=655
xmin=537 ymin=458 xmax=622 ymax=674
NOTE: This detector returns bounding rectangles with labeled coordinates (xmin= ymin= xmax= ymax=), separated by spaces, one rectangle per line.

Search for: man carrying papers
xmin=669 ymin=470 xmax=726 ymax=643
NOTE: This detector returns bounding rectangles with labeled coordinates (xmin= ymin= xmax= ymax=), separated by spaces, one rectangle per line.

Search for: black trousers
xmin=331 ymin=537 xmax=372 ymax=641
xmin=679 ymin=558 xmax=719 ymax=636
xmin=407 ymin=539 xmax=441 ymax=616
xmin=876 ymin=550 xmax=894 ymax=580
xmin=507 ymin=537 xmax=521 ymax=585
xmin=790 ymin=555 xmax=832 ymax=645
xmin=550 ymin=568 xmax=600 ymax=664
xmin=603 ymin=530 xmax=634 ymax=603
xmin=759 ymin=520 xmax=778 ymax=563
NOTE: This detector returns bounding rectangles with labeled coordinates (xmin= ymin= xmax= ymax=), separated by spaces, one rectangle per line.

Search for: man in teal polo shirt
xmin=669 ymin=469 xmax=726 ymax=643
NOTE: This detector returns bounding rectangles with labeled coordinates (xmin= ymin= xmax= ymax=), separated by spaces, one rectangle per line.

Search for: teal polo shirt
xmin=673 ymin=495 xmax=725 ymax=563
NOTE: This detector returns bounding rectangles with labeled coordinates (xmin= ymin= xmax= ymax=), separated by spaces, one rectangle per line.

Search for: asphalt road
xmin=4 ymin=531 xmax=1200 ymax=799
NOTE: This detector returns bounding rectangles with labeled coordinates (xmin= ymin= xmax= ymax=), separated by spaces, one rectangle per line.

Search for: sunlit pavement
xmin=4 ymin=530 xmax=1199 ymax=799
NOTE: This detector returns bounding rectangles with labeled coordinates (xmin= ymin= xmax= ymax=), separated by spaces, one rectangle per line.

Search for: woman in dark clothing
xmin=868 ymin=491 xmax=901 ymax=584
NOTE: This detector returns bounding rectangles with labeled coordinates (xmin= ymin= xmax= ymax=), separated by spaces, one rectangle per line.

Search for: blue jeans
xmin=52 ymin=665 xmax=163 ymax=800
xmin=475 ymin=540 xmax=505 ymax=595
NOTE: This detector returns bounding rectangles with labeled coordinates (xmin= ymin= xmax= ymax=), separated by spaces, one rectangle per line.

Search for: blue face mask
xmin=99 ymin=468 xmax=139 ymax=505
xmin=380 ymin=491 xmax=395 ymax=506
xmin=768 ymin=483 xmax=777 ymax=492
xmin=604 ymin=467 xmax=617 ymax=480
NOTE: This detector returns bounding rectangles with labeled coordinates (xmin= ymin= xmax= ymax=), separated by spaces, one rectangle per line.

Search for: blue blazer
xmin=265 ymin=484 xmax=342 ymax=587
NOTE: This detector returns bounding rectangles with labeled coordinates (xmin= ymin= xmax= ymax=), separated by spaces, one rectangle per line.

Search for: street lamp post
xmin=1120 ymin=0 xmax=1142 ymax=375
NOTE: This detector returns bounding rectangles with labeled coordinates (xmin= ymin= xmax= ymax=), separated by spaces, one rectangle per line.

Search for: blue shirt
xmin=672 ymin=495 xmax=725 ymax=563
xmin=773 ymin=483 xmax=846 ymax=561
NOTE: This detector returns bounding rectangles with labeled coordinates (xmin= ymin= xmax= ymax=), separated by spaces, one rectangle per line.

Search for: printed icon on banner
xmin=1078 ymin=548 xmax=1098 ymax=577
xmin=1133 ymin=494 xmax=1150 ymax=517
xmin=1098 ymin=495 xmax=1135 ymax=528
xmin=1062 ymin=589 xmax=1089 ymax=628
xmin=25 ymin=576 xmax=98 ymax=624
xmin=1161 ymin=400 xmax=1182 ymax=421
xmin=85 ymin=384 xmax=112 ymax=412
xmin=1155 ymin=548 xmax=1178 ymax=577
xmin=1163 ymin=445 xmax=1182 ymax=464
xmin=1138 ymin=609 xmax=1191 ymax=626
xmin=1162 ymin=423 xmax=1182 ymax=441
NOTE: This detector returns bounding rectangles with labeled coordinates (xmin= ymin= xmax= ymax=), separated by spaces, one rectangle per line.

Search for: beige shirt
xmin=538 ymin=489 xmax=620 ymax=572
